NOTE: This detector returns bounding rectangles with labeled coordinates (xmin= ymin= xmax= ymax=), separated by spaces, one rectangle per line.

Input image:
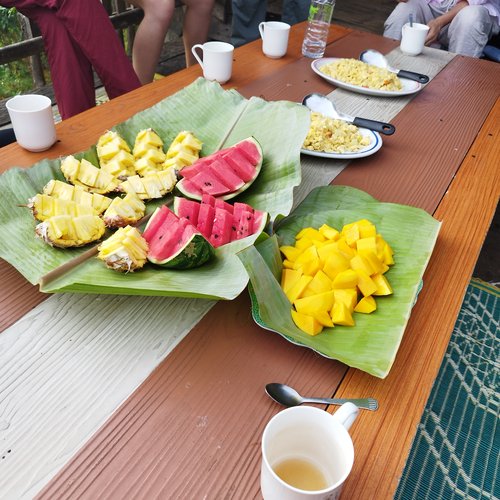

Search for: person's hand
xmin=425 ymin=18 xmax=441 ymax=45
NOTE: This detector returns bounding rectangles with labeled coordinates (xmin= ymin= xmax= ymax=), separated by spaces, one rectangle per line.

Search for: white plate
xmin=311 ymin=57 xmax=422 ymax=96
xmin=300 ymin=127 xmax=382 ymax=160
xmin=301 ymin=127 xmax=382 ymax=159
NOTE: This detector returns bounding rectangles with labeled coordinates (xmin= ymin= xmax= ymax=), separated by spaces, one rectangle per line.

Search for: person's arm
xmin=425 ymin=1 xmax=469 ymax=45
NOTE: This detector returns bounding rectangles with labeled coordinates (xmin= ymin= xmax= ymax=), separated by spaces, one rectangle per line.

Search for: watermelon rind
xmin=175 ymin=137 xmax=263 ymax=201
xmin=148 ymin=232 xmax=215 ymax=269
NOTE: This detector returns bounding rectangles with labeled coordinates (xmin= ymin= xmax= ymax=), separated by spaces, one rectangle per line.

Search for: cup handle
xmin=191 ymin=44 xmax=204 ymax=69
xmin=331 ymin=402 xmax=359 ymax=431
xmin=258 ymin=22 xmax=265 ymax=39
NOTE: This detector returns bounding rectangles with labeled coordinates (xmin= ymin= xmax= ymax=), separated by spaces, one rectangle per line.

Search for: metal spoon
xmin=302 ymin=93 xmax=395 ymax=135
xmin=265 ymin=383 xmax=379 ymax=411
xmin=360 ymin=49 xmax=429 ymax=84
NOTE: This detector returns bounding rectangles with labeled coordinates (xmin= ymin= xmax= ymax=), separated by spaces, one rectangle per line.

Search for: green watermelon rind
xmin=147 ymin=232 xmax=215 ymax=269
xmin=175 ymin=137 xmax=263 ymax=201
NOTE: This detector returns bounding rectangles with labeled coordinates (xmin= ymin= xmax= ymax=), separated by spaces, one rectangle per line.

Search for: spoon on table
xmin=360 ymin=49 xmax=430 ymax=84
xmin=265 ymin=383 xmax=379 ymax=411
xmin=302 ymin=93 xmax=396 ymax=135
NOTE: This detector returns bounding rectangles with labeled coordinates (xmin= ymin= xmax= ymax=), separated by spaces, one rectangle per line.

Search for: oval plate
xmin=311 ymin=57 xmax=422 ymax=96
xmin=301 ymin=127 xmax=382 ymax=159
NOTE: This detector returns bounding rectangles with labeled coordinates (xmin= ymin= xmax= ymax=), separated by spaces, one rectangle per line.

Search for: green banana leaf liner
xmin=0 ymin=78 xmax=310 ymax=300
xmin=237 ymin=186 xmax=440 ymax=378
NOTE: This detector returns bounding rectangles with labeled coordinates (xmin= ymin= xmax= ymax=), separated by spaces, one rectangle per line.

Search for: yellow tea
xmin=273 ymin=457 xmax=328 ymax=491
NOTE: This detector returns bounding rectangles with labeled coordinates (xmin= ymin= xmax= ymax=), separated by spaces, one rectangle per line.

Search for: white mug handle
xmin=191 ymin=44 xmax=204 ymax=69
xmin=331 ymin=402 xmax=359 ymax=431
xmin=258 ymin=22 xmax=265 ymax=39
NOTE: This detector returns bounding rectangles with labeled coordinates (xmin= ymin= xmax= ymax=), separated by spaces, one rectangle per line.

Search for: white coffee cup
xmin=261 ymin=403 xmax=359 ymax=500
xmin=258 ymin=21 xmax=291 ymax=59
xmin=6 ymin=94 xmax=57 ymax=152
xmin=191 ymin=41 xmax=234 ymax=84
xmin=400 ymin=22 xmax=430 ymax=56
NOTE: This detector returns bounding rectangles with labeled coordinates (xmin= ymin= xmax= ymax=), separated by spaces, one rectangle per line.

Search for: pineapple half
xmin=133 ymin=129 xmax=167 ymax=176
xmin=97 ymin=226 xmax=148 ymax=272
xmin=35 ymin=214 xmax=105 ymax=248
xmin=43 ymin=180 xmax=112 ymax=214
xmin=61 ymin=155 xmax=119 ymax=195
xmin=96 ymin=130 xmax=135 ymax=180
xmin=118 ymin=169 xmax=177 ymax=200
xmin=102 ymin=193 xmax=146 ymax=228
xmin=163 ymin=131 xmax=203 ymax=171
xmin=28 ymin=193 xmax=97 ymax=221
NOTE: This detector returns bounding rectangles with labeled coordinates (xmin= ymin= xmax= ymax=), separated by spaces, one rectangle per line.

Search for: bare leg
xmin=182 ymin=0 xmax=215 ymax=66
xmin=130 ymin=0 xmax=175 ymax=83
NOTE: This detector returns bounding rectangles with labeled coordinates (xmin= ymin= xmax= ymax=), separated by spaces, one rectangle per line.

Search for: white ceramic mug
xmin=400 ymin=22 xmax=430 ymax=56
xmin=6 ymin=94 xmax=57 ymax=152
xmin=191 ymin=41 xmax=234 ymax=84
xmin=258 ymin=21 xmax=291 ymax=59
xmin=261 ymin=403 xmax=359 ymax=500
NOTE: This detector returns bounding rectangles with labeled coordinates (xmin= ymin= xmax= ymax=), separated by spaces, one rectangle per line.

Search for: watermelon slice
xmin=176 ymin=137 xmax=263 ymax=201
xmin=144 ymin=206 xmax=214 ymax=269
xmin=173 ymin=195 xmax=267 ymax=248
xmin=173 ymin=198 xmax=200 ymax=226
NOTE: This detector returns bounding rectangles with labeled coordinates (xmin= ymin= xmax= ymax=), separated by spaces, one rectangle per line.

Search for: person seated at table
xmin=231 ymin=0 xmax=310 ymax=47
xmin=127 ymin=0 xmax=215 ymax=84
xmin=383 ymin=0 xmax=500 ymax=58
xmin=0 ymin=0 xmax=141 ymax=120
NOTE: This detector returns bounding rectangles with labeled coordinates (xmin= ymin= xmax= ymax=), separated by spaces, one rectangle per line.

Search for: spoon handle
xmin=397 ymin=69 xmax=429 ymax=84
xmin=302 ymin=397 xmax=379 ymax=411
xmin=352 ymin=117 xmax=396 ymax=136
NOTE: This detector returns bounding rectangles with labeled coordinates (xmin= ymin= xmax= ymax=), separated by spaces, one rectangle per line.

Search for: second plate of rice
xmin=311 ymin=57 xmax=422 ymax=96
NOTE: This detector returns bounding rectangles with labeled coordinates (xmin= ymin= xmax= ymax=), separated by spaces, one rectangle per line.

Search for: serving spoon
xmin=265 ymin=383 xmax=379 ymax=411
xmin=302 ymin=93 xmax=395 ymax=135
xmin=360 ymin=49 xmax=429 ymax=84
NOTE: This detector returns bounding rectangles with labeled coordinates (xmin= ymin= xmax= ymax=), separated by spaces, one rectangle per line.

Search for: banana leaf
xmin=0 ymin=78 xmax=310 ymax=300
xmin=237 ymin=186 xmax=441 ymax=378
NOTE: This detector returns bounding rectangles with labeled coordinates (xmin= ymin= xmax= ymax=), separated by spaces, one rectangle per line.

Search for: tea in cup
xmin=191 ymin=41 xmax=234 ymax=84
xmin=261 ymin=403 xmax=359 ymax=499
xmin=6 ymin=94 xmax=57 ymax=152
xmin=258 ymin=21 xmax=291 ymax=59
xmin=400 ymin=22 xmax=430 ymax=56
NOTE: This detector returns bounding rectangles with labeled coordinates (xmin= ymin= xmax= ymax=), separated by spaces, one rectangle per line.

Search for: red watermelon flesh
xmin=210 ymin=208 xmax=233 ymax=247
xmin=142 ymin=205 xmax=171 ymax=241
xmin=175 ymin=198 xmax=200 ymax=226
xmin=222 ymin=149 xmax=256 ymax=182
xmin=179 ymin=178 xmax=203 ymax=197
xmin=236 ymin=140 xmax=261 ymax=164
xmin=189 ymin=170 xmax=231 ymax=196
xmin=197 ymin=203 xmax=215 ymax=238
xmin=144 ymin=212 xmax=184 ymax=261
xmin=214 ymin=198 xmax=233 ymax=214
xmin=235 ymin=210 xmax=254 ymax=239
xmin=208 ymin=159 xmax=245 ymax=191
xmin=202 ymin=194 xmax=215 ymax=206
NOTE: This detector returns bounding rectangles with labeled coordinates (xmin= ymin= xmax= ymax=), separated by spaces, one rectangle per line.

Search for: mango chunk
xmin=372 ymin=273 xmax=393 ymax=295
xmin=356 ymin=237 xmax=377 ymax=255
xmin=330 ymin=302 xmax=355 ymax=326
xmin=279 ymin=245 xmax=303 ymax=262
xmin=285 ymin=275 xmax=312 ymax=303
xmin=296 ymin=227 xmax=326 ymax=242
xmin=350 ymin=254 xmax=376 ymax=276
xmin=291 ymin=310 xmax=323 ymax=336
xmin=323 ymin=252 xmax=350 ymax=280
xmin=332 ymin=269 xmax=358 ymax=289
xmin=319 ymin=223 xmax=340 ymax=241
xmin=354 ymin=269 xmax=378 ymax=297
xmin=281 ymin=269 xmax=303 ymax=294
xmin=295 ymin=237 xmax=314 ymax=250
xmin=294 ymin=290 xmax=334 ymax=316
xmin=302 ymin=270 xmax=333 ymax=296
xmin=333 ymin=289 xmax=358 ymax=312
xmin=354 ymin=295 xmax=377 ymax=313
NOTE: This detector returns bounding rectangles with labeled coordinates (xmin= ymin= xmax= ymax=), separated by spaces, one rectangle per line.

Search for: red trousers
xmin=1 ymin=0 xmax=141 ymax=119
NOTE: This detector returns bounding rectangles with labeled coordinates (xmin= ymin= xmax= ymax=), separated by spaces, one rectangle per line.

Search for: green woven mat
xmin=395 ymin=279 xmax=499 ymax=500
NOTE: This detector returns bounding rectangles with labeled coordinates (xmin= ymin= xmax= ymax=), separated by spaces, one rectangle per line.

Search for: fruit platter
xmin=238 ymin=185 xmax=441 ymax=378
xmin=0 ymin=79 xmax=310 ymax=300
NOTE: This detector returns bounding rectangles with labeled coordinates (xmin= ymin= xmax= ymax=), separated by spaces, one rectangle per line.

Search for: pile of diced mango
xmin=280 ymin=219 xmax=394 ymax=336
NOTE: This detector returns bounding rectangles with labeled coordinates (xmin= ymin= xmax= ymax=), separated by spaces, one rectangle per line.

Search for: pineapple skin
xmin=97 ymin=226 xmax=149 ymax=272
xmin=102 ymin=193 xmax=146 ymax=228
xmin=36 ymin=214 xmax=106 ymax=248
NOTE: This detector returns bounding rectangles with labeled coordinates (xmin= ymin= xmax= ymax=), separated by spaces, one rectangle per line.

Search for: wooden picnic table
xmin=0 ymin=22 xmax=498 ymax=499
